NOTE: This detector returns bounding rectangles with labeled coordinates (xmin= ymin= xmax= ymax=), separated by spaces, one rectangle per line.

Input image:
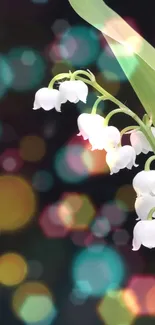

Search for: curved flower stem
xmin=91 ymin=96 xmax=108 ymax=115
xmin=73 ymin=76 xmax=92 ymax=85
xmin=120 ymin=126 xmax=139 ymax=138
xmin=147 ymin=207 xmax=155 ymax=220
xmin=71 ymin=69 xmax=95 ymax=82
xmin=48 ymin=73 xmax=71 ymax=88
xmin=103 ymin=108 xmax=155 ymax=152
xmin=144 ymin=155 xmax=155 ymax=171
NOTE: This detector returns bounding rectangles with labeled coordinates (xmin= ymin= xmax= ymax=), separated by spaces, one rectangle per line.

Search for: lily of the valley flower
xmin=33 ymin=87 xmax=62 ymax=112
xmin=77 ymin=113 xmax=121 ymax=151
xmin=89 ymin=126 xmax=121 ymax=151
xmin=132 ymin=219 xmax=155 ymax=250
xmin=132 ymin=170 xmax=155 ymax=196
xmin=77 ymin=113 xmax=105 ymax=140
xmin=59 ymin=80 xmax=88 ymax=104
xmin=33 ymin=80 xmax=88 ymax=113
xmin=135 ymin=194 xmax=155 ymax=220
xmin=106 ymin=145 xmax=138 ymax=175
xmin=130 ymin=128 xmax=155 ymax=155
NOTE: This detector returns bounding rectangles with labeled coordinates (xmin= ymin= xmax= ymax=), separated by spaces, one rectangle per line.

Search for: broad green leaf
xmin=68 ymin=0 xmax=155 ymax=125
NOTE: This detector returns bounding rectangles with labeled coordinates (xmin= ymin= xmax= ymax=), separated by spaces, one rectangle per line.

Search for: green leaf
xmin=68 ymin=0 xmax=155 ymax=125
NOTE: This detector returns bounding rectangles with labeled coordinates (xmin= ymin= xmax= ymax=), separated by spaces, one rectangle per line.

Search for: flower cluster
xmin=33 ymin=80 xmax=88 ymax=112
xmin=33 ymin=70 xmax=155 ymax=251
xmin=132 ymin=170 xmax=155 ymax=250
xmin=77 ymin=112 xmax=139 ymax=174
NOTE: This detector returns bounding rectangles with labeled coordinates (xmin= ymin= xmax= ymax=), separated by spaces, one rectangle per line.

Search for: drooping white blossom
xmin=132 ymin=170 xmax=155 ymax=196
xmin=130 ymin=128 xmax=155 ymax=155
xmin=77 ymin=114 xmax=121 ymax=151
xmin=59 ymin=80 xmax=88 ymax=104
xmin=132 ymin=220 xmax=155 ymax=250
xmin=77 ymin=113 xmax=105 ymax=140
xmin=106 ymin=145 xmax=138 ymax=175
xmin=135 ymin=194 xmax=155 ymax=220
xmin=89 ymin=126 xmax=121 ymax=151
xmin=33 ymin=88 xmax=62 ymax=112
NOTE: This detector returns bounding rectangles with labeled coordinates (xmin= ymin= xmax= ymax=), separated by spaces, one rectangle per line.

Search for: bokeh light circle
xmin=91 ymin=217 xmax=111 ymax=238
xmin=100 ymin=200 xmax=127 ymax=227
xmin=112 ymin=229 xmax=130 ymax=246
xmin=70 ymin=288 xmax=87 ymax=306
xmin=0 ymin=175 xmax=36 ymax=231
xmin=60 ymin=192 xmax=95 ymax=230
xmin=51 ymin=60 xmax=73 ymax=75
xmin=97 ymin=47 xmax=138 ymax=82
xmin=7 ymin=47 xmax=46 ymax=91
xmin=12 ymin=281 xmax=57 ymax=324
xmin=20 ymin=135 xmax=46 ymax=162
xmin=54 ymin=145 xmax=89 ymax=183
xmin=0 ymin=148 xmax=24 ymax=173
xmin=0 ymin=252 xmax=28 ymax=286
xmin=115 ymin=184 xmax=136 ymax=212
xmin=60 ymin=25 xmax=100 ymax=67
xmin=39 ymin=203 xmax=70 ymax=238
xmin=32 ymin=170 xmax=53 ymax=192
xmin=96 ymin=72 xmax=120 ymax=97
xmin=71 ymin=230 xmax=101 ymax=247
xmin=0 ymin=55 xmax=13 ymax=98
xmin=97 ymin=289 xmax=137 ymax=325
xmin=72 ymin=244 xmax=126 ymax=297
xmin=128 ymin=275 xmax=155 ymax=316
xmin=52 ymin=19 xmax=70 ymax=35
xmin=146 ymin=286 xmax=155 ymax=315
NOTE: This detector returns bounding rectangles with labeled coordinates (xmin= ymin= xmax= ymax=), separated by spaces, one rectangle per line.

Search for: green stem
xmin=48 ymin=73 xmax=71 ymax=88
xmin=120 ymin=126 xmax=139 ymax=138
xmin=145 ymin=155 xmax=155 ymax=171
xmin=103 ymin=109 xmax=155 ymax=153
xmin=147 ymin=207 xmax=155 ymax=220
xmin=71 ymin=70 xmax=95 ymax=82
xmin=91 ymin=96 xmax=107 ymax=115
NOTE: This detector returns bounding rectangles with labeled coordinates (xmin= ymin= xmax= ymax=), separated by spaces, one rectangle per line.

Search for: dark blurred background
xmin=0 ymin=0 xmax=155 ymax=324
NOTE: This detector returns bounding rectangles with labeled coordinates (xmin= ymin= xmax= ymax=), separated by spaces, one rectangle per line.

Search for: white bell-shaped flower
xmin=130 ymin=128 xmax=155 ymax=155
xmin=77 ymin=113 xmax=105 ymax=140
xmin=33 ymin=87 xmax=61 ymax=112
xmin=106 ymin=145 xmax=138 ymax=175
xmin=132 ymin=219 xmax=155 ymax=250
xmin=89 ymin=126 xmax=121 ymax=151
xmin=135 ymin=194 xmax=155 ymax=220
xmin=59 ymin=80 xmax=88 ymax=104
xmin=133 ymin=170 xmax=155 ymax=196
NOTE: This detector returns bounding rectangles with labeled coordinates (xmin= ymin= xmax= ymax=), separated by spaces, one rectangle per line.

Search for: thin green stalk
xmin=104 ymin=109 xmax=155 ymax=153
xmin=73 ymin=72 xmax=127 ymax=108
xmin=48 ymin=73 xmax=71 ymax=88
xmin=91 ymin=96 xmax=107 ymax=115
xmin=71 ymin=70 xmax=95 ymax=82
xmin=120 ymin=126 xmax=139 ymax=138
xmin=147 ymin=207 xmax=155 ymax=220
xmin=145 ymin=155 xmax=155 ymax=171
